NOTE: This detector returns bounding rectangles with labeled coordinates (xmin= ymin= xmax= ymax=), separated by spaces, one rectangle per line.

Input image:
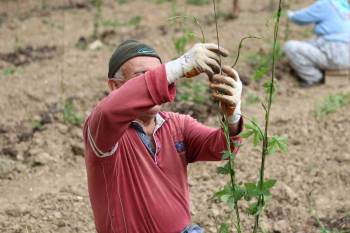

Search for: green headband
xmin=108 ymin=39 xmax=162 ymax=78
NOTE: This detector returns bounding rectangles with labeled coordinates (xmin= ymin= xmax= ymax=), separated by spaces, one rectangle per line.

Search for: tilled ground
xmin=0 ymin=0 xmax=349 ymax=232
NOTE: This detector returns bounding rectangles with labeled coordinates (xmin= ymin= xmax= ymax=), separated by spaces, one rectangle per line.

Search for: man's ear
xmin=108 ymin=79 xmax=119 ymax=91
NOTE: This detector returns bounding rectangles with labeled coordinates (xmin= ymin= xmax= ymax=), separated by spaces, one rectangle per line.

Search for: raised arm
xmin=183 ymin=115 xmax=243 ymax=163
xmin=288 ymin=0 xmax=328 ymax=25
xmin=85 ymin=65 xmax=175 ymax=157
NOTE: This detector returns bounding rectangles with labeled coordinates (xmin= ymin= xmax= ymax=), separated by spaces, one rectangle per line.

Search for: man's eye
xmin=134 ymin=71 xmax=146 ymax=76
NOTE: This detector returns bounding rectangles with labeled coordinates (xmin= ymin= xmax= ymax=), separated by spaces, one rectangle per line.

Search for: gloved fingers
xmin=204 ymin=57 xmax=221 ymax=74
xmin=211 ymin=74 xmax=235 ymax=87
xmin=209 ymin=83 xmax=233 ymax=96
xmin=203 ymin=43 xmax=229 ymax=57
xmin=198 ymin=60 xmax=214 ymax=77
xmin=204 ymin=49 xmax=221 ymax=64
xmin=221 ymin=65 xmax=240 ymax=82
xmin=212 ymin=93 xmax=236 ymax=106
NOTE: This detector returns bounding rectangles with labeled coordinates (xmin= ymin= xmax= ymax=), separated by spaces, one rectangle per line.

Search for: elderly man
xmin=83 ymin=39 xmax=243 ymax=233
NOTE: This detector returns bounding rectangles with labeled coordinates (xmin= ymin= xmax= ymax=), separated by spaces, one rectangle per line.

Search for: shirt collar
xmin=131 ymin=113 xmax=166 ymax=133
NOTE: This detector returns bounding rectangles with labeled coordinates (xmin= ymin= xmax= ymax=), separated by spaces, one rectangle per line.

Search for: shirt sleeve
xmin=84 ymin=64 xmax=176 ymax=158
xmin=289 ymin=0 xmax=328 ymax=25
xmin=183 ymin=115 xmax=243 ymax=163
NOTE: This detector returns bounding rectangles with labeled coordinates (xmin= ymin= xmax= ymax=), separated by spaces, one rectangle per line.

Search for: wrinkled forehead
xmin=122 ymin=56 xmax=161 ymax=74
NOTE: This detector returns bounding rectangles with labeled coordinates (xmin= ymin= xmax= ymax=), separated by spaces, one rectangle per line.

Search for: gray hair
xmin=112 ymin=68 xmax=124 ymax=81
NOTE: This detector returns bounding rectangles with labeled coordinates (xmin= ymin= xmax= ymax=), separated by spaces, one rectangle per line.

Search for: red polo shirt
xmin=83 ymin=64 xmax=242 ymax=233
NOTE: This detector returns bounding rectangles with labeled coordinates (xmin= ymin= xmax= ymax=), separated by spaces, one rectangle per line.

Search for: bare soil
xmin=0 ymin=0 xmax=349 ymax=232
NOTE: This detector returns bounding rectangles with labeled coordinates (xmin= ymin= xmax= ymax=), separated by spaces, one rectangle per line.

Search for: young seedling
xmin=187 ymin=0 xmax=210 ymax=6
xmin=315 ymin=92 xmax=350 ymax=118
xmin=92 ymin=0 xmax=102 ymax=39
xmin=62 ymin=98 xmax=83 ymax=126
xmin=212 ymin=0 xmax=288 ymax=232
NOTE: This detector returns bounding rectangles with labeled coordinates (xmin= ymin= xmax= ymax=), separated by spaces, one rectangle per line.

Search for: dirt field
xmin=0 ymin=0 xmax=349 ymax=232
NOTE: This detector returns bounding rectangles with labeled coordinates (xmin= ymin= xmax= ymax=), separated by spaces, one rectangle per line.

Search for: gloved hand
xmin=287 ymin=10 xmax=295 ymax=19
xmin=209 ymin=65 xmax=242 ymax=124
xmin=165 ymin=43 xmax=229 ymax=84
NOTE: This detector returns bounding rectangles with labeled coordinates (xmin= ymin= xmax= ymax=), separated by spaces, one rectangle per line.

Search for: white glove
xmin=165 ymin=43 xmax=229 ymax=84
xmin=209 ymin=66 xmax=242 ymax=124
xmin=287 ymin=10 xmax=295 ymax=19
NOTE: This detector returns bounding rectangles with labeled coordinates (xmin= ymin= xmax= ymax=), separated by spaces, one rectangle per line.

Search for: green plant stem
xmin=253 ymin=1 xmax=282 ymax=233
xmin=222 ymin=118 xmax=242 ymax=233
xmin=212 ymin=0 xmax=222 ymax=74
xmin=234 ymin=201 xmax=242 ymax=233
xmin=232 ymin=36 xmax=261 ymax=68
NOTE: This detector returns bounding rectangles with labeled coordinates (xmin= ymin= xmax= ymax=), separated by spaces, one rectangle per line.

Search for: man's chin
xmin=145 ymin=106 xmax=161 ymax=116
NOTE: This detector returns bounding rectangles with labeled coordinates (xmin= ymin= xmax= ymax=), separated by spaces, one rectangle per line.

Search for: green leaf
xmin=232 ymin=185 xmax=245 ymax=201
xmin=217 ymin=162 xmax=231 ymax=175
xmin=218 ymin=223 xmax=230 ymax=233
xmin=214 ymin=185 xmax=240 ymax=204
xmin=261 ymin=179 xmax=277 ymax=196
xmin=244 ymin=182 xmax=259 ymax=200
xmin=247 ymin=202 xmax=264 ymax=216
xmin=240 ymin=119 xmax=263 ymax=146
xmin=239 ymin=130 xmax=254 ymax=138
xmin=253 ymin=64 xmax=269 ymax=81
xmin=267 ymin=136 xmax=288 ymax=155
xmin=263 ymin=179 xmax=277 ymax=190
xmin=221 ymin=150 xmax=234 ymax=160
xmin=247 ymin=202 xmax=259 ymax=215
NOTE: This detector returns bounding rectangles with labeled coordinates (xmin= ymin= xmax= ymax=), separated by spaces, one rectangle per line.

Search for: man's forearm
xmin=228 ymin=116 xmax=243 ymax=136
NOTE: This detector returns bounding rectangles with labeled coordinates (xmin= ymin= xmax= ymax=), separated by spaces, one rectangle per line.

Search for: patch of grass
xmin=62 ymin=99 xmax=83 ymax=126
xmin=33 ymin=119 xmax=45 ymax=131
xmin=128 ymin=16 xmax=142 ymax=27
xmin=244 ymin=42 xmax=283 ymax=81
xmin=101 ymin=16 xmax=142 ymax=29
xmin=100 ymin=19 xmax=122 ymax=28
xmin=2 ymin=66 xmax=22 ymax=78
xmin=315 ymin=93 xmax=350 ymax=118
xmin=174 ymin=30 xmax=195 ymax=55
xmin=245 ymin=92 xmax=260 ymax=105
xmin=177 ymin=80 xmax=209 ymax=104
xmin=42 ymin=19 xmax=64 ymax=31
xmin=187 ymin=0 xmax=210 ymax=5
xmin=116 ymin=0 xmax=127 ymax=4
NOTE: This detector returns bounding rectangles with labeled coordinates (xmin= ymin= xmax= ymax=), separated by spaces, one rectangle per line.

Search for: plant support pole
xmin=253 ymin=1 xmax=283 ymax=232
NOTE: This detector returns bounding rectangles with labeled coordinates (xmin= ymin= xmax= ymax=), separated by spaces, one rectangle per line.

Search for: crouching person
xmin=284 ymin=0 xmax=350 ymax=87
xmin=83 ymin=39 xmax=244 ymax=233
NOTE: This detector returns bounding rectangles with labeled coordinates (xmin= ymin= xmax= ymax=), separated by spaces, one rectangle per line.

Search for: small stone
xmin=89 ymin=40 xmax=103 ymax=50
xmin=273 ymin=219 xmax=289 ymax=233
xmin=32 ymin=152 xmax=54 ymax=166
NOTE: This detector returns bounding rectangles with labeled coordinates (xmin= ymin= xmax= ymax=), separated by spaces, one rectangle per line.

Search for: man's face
xmin=109 ymin=56 xmax=162 ymax=117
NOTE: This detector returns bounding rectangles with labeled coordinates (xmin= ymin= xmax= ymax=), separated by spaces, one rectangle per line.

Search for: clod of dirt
xmin=71 ymin=143 xmax=84 ymax=156
xmin=0 ymin=125 xmax=8 ymax=134
xmin=17 ymin=131 xmax=34 ymax=143
xmin=0 ymin=45 xmax=58 ymax=66
xmin=158 ymin=25 xmax=168 ymax=36
xmin=1 ymin=147 xmax=17 ymax=158
xmin=29 ymin=151 xmax=54 ymax=166
xmin=76 ymin=36 xmax=88 ymax=50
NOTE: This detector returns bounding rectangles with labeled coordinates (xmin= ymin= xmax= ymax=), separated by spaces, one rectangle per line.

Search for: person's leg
xmin=318 ymin=41 xmax=350 ymax=70
xmin=283 ymin=40 xmax=328 ymax=84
